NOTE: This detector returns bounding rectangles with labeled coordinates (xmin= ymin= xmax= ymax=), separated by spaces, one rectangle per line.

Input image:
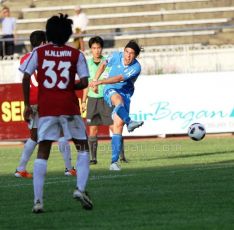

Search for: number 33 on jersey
xmin=19 ymin=43 xmax=89 ymax=117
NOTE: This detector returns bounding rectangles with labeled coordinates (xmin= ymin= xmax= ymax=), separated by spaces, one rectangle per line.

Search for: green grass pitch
xmin=0 ymin=136 xmax=234 ymax=230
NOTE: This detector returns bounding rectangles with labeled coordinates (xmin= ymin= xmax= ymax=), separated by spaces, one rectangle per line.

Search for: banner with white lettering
xmin=123 ymin=71 xmax=234 ymax=136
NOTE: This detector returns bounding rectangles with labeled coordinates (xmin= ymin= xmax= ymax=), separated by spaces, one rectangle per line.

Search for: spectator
xmin=71 ymin=5 xmax=89 ymax=51
xmin=0 ymin=6 xmax=16 ymax=57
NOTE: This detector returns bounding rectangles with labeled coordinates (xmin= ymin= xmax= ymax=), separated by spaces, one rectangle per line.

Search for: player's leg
xmin=109 ymin=124 xmax=128 ymax=163
xmin=32 ymin=116 xmax=60 ymax=213
xmin=73 ymin=139 xmax=90 ymax=192
xmin=68 ymin=115 xmax=93 ymax=210
xmin=15 ymin=128 xmax=37 ymax=178
xmin=109 ymin=115 xmax=124 ymax=171
xmin=119 ymin=137 xmax=128 ymax=163
xmin=73 ymin=138 xmax=93 ymax=210
xmin=33 ymin=140 xmax=52 ymax=213
xmin=108 ymin=91 xmax=144 ymax=132
xmin=58 ymin=136 xmax=76 ymax=176
xmin=86 ymin=97 xmax=99 ymax=164
xmin=110 ymin=93 xmax=131 ymax=124
xmin=88 ymin=126 xmax=98 ymax=164
xmin=15 ymin=108 xmax=39 ymax=178
xmin=100 ymin=97 xmax=128 ymax=164
xmin=103 ymin=91 xmax=125 ymax=170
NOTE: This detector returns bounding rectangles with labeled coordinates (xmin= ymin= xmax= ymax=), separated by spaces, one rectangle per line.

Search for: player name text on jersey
xmin=45 ymin=50 xmax=72 ymax=57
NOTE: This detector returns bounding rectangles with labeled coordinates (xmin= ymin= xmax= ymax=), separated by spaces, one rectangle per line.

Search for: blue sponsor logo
xmin=130 ymin=101 xmax=232 ymax=129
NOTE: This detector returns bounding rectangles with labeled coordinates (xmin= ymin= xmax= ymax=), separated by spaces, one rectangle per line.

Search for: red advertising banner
xmin=0 ymin=83 xmax=110 ymax=141
xmin=0 ymin=83 xmax=28 ymax=140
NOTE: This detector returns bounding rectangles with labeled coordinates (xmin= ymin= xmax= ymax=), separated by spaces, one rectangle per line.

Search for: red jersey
xmin=21 ymin=43 xmax=89 ymax=117
xmin=20 ymin=53 xmax=38 ymax=105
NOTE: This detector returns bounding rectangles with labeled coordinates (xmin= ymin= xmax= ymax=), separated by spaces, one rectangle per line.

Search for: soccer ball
xmin=188 ymin=123 xmax=206 ymax=141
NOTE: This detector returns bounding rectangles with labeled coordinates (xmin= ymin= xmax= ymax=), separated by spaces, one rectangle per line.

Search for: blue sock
xmin=114 ymin=104 xmax=131 ymax=125
xmin=111 ymin=134 xmax=123 ymax=163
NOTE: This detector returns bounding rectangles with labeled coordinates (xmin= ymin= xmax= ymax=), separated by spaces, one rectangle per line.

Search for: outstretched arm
xmin=90 ymin=75 xmax=124 ymax=87
xmin=93 ymin=61 xmax=107 ymax=81
xmin=88 ymin=61 xmax=107 ymax=92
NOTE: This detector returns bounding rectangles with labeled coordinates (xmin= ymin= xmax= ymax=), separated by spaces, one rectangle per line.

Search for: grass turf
xmin=0 ymin=136 xmax=234 ymax=230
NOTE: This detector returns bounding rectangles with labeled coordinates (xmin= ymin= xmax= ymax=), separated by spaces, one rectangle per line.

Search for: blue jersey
xmin=104 ymin=51 xmax=141 ymax=97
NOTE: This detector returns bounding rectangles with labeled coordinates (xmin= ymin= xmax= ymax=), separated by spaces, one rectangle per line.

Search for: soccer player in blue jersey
xmin=89 ymin=40 xmax=144 ymax=170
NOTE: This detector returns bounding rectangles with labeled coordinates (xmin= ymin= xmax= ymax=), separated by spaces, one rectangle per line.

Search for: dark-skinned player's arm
xmin=74 ymin=77 xmax=89 ymax=90
xmin=22 ymin=72 xmax=33 ymax=122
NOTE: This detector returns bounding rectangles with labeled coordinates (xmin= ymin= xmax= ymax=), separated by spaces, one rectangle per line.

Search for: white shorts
xmin=37 ymin=115 xmax=87 ymax=142
xmin=28 ymin=105 xmax=38 ymax=129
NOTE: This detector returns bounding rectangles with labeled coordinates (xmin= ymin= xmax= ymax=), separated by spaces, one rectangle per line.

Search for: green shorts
xmin=86 ymin=97 xmax=113 ymax=126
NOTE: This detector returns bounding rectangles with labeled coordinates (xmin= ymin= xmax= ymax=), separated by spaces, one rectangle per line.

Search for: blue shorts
xmin=104 ymin=88 xmax=131 ymax=112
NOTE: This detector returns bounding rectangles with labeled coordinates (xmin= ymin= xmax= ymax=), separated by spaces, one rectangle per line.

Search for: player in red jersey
xmin=15 ymin=30 xmax=76 ymax=178
xmin=20 ymin=14 xmax=93 ymax=213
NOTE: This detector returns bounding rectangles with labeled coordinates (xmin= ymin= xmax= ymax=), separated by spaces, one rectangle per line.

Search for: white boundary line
xmin=0 ymin=164 xmax=233 ymax=188
xmin=0 ymin=173 xmax=135 ymax=188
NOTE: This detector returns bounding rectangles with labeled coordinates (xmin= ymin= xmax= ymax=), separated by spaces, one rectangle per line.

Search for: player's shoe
xmin=14 ymin=170 xmax=33 ymax=178
xmin=32 ymin=200 xmax=44 ymax=213
xmin=127 ymin=120 xmax=144 ymax=132
xmin=90 ymin=159 xmax=97 ymax=165
xmin=73 ymin=188 xmax=93 ymax=210
xmin=109 ymin=162 xmax=121 ymax=171
xmin=120 ymin=157 xmax=129 ymax=163
xmin=64 ymin=167 xmax=76 ymax=176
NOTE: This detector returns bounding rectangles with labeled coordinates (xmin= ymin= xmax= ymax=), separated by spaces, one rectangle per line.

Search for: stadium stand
xmin=1 ymin=0 xmax=234 ymax=49
xmin=0 ymin=0 xmax=234 ymax=79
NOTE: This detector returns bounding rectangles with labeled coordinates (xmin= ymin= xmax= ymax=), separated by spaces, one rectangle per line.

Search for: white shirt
xmin=1 ymin=17 xmax=16 ymax=35
xmin=71 ymin=12 xmax=89 ymax=32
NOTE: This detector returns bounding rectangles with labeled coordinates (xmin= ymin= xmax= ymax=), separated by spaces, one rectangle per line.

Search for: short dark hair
xmin=125 ymin=40 xmax=141 ymax=57
xmin=46 ymin=14 xmax=73 ymax=46
xmin=2 ymin=6 xmax=9 ymax=11
xmin=88 ymin=36 xmax=104 ymax=48
xmin=30 ymin=30 xmax=46 ymax=48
